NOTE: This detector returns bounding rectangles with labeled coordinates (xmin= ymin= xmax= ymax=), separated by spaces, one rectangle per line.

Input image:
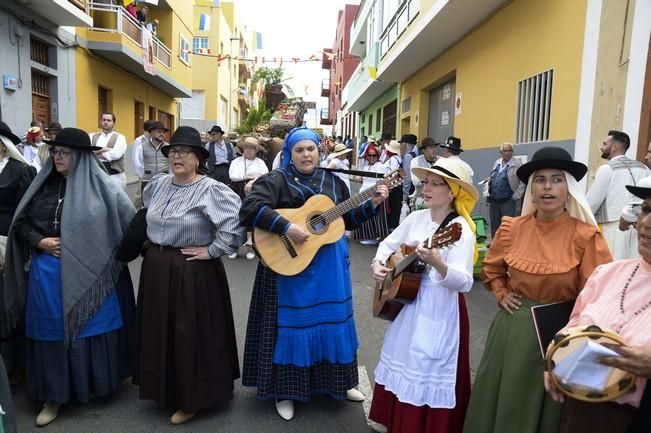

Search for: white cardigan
xmin=373 ymin=210 xmax=474 ymax=408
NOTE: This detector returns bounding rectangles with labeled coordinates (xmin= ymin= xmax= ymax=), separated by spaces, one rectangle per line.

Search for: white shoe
xmin=346 ymin=388 xmax=365 ymax=402
xmin=369 ymin=420 xmax=388 ymax=433
xmin=36 ymin=403 xmax=60 ymax=427
xmin=245 ymin=251 xmax=256 ymax=260
xmin=170 ymin=409 xmax=196 ymax=425
xmin=227 ymin=252 xmax=238 ymax=259
xmin=275 ymin=399 xmax=294 ymax=421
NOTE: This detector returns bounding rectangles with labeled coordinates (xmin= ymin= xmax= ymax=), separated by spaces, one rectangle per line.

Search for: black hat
xmin=399 ymin=134 xmax=418 ymax=145
xmin=418 ymin=137 xmax=440 ymax=149
xmin=44 ymin=122 xmax=62 ymax=132
xmin=146 ymin=120 xmax=169 ymax=132
xmin=516 ymin=147 xmax=588 ymax=183
xmin=625 ymin=177 xmax=651 ymax=200
xmin=441 ymin=136 xmax=463 ymax=152
xmin=161 ymin=126 xmax=209 ymax=159
xmin=44 ymin=127 xmax=101 ymax=150
xmin=209 ymin=125 xmax=224 ymax=134
xmin=0 ymin=121 xmax=20 ymax=145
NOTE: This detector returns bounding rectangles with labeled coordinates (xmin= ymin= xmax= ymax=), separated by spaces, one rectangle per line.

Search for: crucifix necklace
xmin=53 ymin=180 xmax=65 ymax=230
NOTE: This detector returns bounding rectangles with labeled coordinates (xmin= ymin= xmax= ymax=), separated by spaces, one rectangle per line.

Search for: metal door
xmin=427 ymin=79 xmax=455 ymax=143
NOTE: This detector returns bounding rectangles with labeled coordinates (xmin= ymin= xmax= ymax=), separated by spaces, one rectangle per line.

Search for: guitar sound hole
xmin=309 ymin=214 xmax=327 ymax=233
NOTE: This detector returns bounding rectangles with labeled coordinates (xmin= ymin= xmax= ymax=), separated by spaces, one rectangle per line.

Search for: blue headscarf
xmin=281 ymin=127 xmax=321 ymax=170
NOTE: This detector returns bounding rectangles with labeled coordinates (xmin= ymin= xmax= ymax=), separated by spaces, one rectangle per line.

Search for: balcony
xmin=21 ymin=0 xmax=93 ymax=27
xmin=344 ymin=42 xmax=393 ymax=111
xmin=85 ymin=1 xmax=190 ymax=97
xmin=321 ymin=79 xmax=331 ymax=97
xmin=322 ymin=49 xmax=333 ymax=70
xmin=320 ymin=108 xmax=333 ymax=125
xmin=237 ymin=88 xmax=251 ymax=108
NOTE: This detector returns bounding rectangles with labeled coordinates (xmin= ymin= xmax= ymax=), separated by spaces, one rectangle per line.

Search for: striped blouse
xmin=143 ymin=173 xmax=245 ymax=257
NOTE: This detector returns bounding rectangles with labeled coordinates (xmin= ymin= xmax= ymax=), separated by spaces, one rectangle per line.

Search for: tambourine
xmin=545 ymin=325 xmax=637 ymax=403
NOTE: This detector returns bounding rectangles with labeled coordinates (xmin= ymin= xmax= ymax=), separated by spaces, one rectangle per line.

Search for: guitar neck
xmin=391 ymin=236 xmax=446 ymax=277
xmin=321 ymin=185 xmax=379 ymax=223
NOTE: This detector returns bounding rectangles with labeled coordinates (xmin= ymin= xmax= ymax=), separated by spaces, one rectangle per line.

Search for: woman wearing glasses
xmin=352 ymin=142 xmax=390 ymax=245
xmin=4 ymin=128 xmax=136 ymax=427
xmin=133 ymin=126 xmax=245 ymax=425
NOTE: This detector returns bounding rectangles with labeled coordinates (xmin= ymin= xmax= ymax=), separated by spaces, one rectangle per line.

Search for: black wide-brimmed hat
xmin=626 ymin=176 xmax=651 ymax=200
xmin=44 ymin=127 xmax=102 ymax=150
xmin=161 ymin=126 xmax=209 ymax=159
xmin=399 ymin=134 xmax=418 ymax=145
xmin=209 ymin=125 xmax=224 ymax=134
xmin=441 ymin=136 xmax=463 ymax=152
xmin=145 ymin=120 xmax=169 ymax=132
xmin=0 ymin=121 xmax=21 ymax=145
xmin=516 ymin=147 xmax=587 ymax=183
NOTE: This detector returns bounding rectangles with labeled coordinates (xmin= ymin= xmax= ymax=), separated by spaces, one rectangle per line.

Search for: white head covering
xmin=0 ymin=135 xmax=27 ymax=165
xmin=521 ymin=171 xmax=597 ymax=227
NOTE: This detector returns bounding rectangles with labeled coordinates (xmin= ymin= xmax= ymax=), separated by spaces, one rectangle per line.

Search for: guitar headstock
xmin=425 ymin=222 xmax=462 ymax=249
xmin=381 ymin=169 xmax=404 ymax=190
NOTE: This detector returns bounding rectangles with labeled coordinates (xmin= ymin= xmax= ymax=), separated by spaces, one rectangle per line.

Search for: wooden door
xmin=382 ymin=99 xmax=397 ymax=139
xmin=158 ymin=110 xmax=174 ymax=141
xmin=31 ymin=71 xmax=51 ymax=126
xmin=134 ymin=101 xmax=145 ymax=138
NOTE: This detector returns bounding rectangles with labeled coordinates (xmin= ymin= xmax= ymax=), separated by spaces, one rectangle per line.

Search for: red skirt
xmin=369 ymin=293 xmax=471 ymax=433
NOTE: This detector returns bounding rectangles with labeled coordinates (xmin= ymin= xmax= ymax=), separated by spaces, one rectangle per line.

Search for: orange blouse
xmin=480 ymin=211 xmax=613 ymax=303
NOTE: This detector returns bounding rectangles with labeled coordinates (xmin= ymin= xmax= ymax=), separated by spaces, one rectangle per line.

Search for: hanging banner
xmin=141 ymin=27 xmax=156 ymax=76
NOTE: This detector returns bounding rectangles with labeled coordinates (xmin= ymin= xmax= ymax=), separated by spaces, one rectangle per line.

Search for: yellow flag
xmin=368 ymin=66 xmax=377 ymax=79
xmin=123 ymin=0 xmax=134 ymax=5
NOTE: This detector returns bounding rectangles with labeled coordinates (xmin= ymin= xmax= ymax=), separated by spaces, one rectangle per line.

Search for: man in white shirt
xmin=586 ymin=130 xmax=650 ymax=259
xmin=487 ymin=142 xmax=525 ymax=237
xmin=90 ymin=112 xmax=128 ymax=189
xmin=440 ymin=136 xmax=474 ymax=182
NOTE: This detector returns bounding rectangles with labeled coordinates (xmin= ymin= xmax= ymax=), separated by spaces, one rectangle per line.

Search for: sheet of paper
xmin=553 ymin=340 xmax=622 ymax=391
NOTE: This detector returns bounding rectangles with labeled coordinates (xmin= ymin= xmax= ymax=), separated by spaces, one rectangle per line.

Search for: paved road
xmin=13 ymin=182 xmax=498 ymax=432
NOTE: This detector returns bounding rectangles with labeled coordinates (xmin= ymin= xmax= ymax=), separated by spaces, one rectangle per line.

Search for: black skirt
xmin=242 ymin=264 xmax=358 ymax=401
xmin=25 ymin=269 xmax=135 ymax=405
xmin=134 ymin=246 xmax=240 ymax=412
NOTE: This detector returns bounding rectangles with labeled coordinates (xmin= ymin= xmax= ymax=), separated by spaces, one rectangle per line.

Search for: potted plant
xmin=252 ymin=67 xmax=293 ymax=110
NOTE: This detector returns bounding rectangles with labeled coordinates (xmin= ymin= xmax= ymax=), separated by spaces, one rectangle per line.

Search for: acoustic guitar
xmin=373 ymin=222 xmax=462 ymax=321
xmin=253 ymin=170 xmax=403 ymax=276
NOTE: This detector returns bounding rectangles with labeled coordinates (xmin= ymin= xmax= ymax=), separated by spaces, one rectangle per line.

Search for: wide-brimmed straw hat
xmin=412 ymin=157 xmax=479 ymax=201
xmin=0 ymin=121 xmax=21 ymax=145
xmin=161 ymin=126 xmax=209 ymax=159
xmin=44 ymin=127 xmax=102 ymax=150
xmin=237 ymin=135 xmax=264 ymax=152
xmin=330 ymin=143 xmax=352 ymax=158
xmin=626 ymin=176 xmax=651 ymax=200
xmin=516 ymin=147 xmax=587 ymax=183
xmin=385 ymin=140 xmax=401 ymax=154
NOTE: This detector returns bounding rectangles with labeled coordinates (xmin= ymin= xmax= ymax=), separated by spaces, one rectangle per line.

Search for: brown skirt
xmin=133 ymin=246 xmax=240 ymax=412
xmin=559 ymin=398 xmax=635 ymax=433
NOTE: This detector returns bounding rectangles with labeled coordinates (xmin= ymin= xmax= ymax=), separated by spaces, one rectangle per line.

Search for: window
xmin=219 ymin=96 xmax=228 ymax=125
xmin=376 ymin=108 xmax=381 ymax=130
xmin=368 ymin=114 xmax=373 ymax=134
xmin=30 ymin=37 xmax=50 ymax=67
xmin=179 ymin=34 xmax=190 ymax=65
xmin=402 ymin=96 xmax=411 ymax=113
xmin=515 ymin=69 xmax=553 ymax=143
xmin=192 ymin=37 xmax=209 ymax=53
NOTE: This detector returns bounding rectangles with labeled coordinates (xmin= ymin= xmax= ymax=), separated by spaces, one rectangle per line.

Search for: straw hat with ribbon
xmin=329 ymin=143 xmax=352 ymax=158
xmin=237 ymin=135 xmax=264 ymax=152
xmin=412 ymin=157 xmax=479 ymax=262
xmin=384 ymin=140 xmax=401 ymax=155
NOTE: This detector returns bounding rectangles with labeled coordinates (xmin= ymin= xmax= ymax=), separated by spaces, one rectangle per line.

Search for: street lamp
xmin=229 ymin=35 xmax=241 ymax=131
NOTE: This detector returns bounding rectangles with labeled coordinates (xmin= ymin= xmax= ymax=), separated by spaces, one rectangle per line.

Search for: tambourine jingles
xmin=545 ymin=325 xmax=637 ymax=403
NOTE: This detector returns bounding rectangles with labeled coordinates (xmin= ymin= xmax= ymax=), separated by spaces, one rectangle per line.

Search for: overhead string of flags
xmin=186 ymin=50 xmax=362 ymax=65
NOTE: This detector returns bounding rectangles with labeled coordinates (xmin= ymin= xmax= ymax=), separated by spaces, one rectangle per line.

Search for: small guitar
xmin=373 ymin=222 xmax=462 ymax=321
xmin=253 ymin=170 xmax=403 ymax=276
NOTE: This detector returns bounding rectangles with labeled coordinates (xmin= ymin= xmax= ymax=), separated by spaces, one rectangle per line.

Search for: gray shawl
xmin=2 ymin=150 xmax=135 ymax=345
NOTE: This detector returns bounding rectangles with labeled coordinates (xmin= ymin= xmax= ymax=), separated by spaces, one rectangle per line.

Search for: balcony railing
xmin=321 ymin=79 xmax=330 ymax=97
xmin=87 ymin=1 xmax=172 ymax=69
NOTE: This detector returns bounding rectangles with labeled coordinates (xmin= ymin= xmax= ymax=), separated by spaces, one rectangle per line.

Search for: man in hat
xmin=205 ymin=125 xmax=236 ymax=185
xmin=410 ymin=137 xmax=440 ymax=210
xmin=487 ymin=142 xmax=525 ymax=237
xmin=441 ymin=136 xmax=474 ymax=182
xmin=90 ymin=112 xmax=128 ymax=189
xmin=586 ymin=130 xmax=650 ymax=260
xmin=133 ymin=120 xmax=169 ymax=194
xmin=399 ymin=134 xmax=418 ymax=222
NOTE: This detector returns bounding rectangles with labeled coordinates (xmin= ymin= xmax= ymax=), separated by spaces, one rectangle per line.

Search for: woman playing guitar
xmin=370 ymin=158 xmax=479 ymax=433
xmin=239 ymin=127 xmax=389 ymax=421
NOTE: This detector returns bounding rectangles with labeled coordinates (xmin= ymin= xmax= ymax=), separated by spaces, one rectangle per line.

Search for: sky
xmin=231 ymin=0 xmax=357 ymax=128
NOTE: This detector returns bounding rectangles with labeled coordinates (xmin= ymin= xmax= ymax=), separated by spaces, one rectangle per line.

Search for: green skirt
xmin=463 ymin=298 xmax=561 ymax=433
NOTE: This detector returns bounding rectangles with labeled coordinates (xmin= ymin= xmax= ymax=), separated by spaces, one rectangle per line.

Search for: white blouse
xmin=228 ymin=156 xmax=268 ymax=182
xmin=373 ymin=210 xmax=475 ymax=408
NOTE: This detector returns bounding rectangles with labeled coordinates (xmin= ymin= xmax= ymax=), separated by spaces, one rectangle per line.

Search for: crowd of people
xmin=0 ymin=118 xmax=649 ymax=433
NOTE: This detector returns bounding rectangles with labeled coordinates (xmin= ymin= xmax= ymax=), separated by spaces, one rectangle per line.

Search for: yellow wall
xmin=399 ymin=0 xmax=587 ymax=149
xmin=75 ymin=47 xmax=177 ymax=143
